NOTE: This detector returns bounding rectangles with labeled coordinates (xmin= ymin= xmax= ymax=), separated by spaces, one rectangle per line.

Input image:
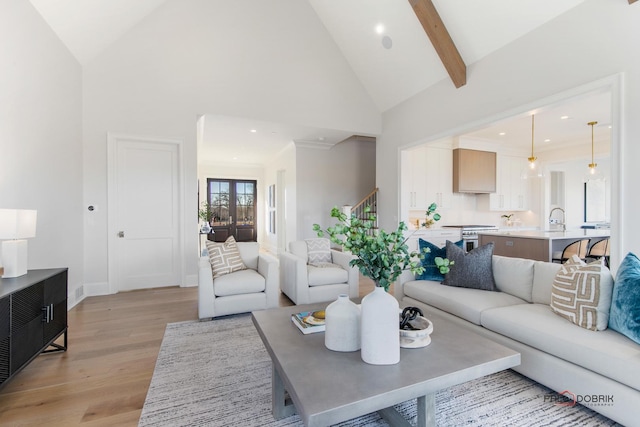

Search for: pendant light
xmin=527 ymin=114 xmax=537 ymax=169
xmin=521 ymin=114 xmax=544 ymax=179
xmin=588 ymin=121 xmax=598 ymax=174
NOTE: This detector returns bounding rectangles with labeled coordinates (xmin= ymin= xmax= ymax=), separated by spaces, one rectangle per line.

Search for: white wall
xmin=545 ymin=158 xmax=611 ymax=229
xmin=378 ymin=0 xmax=639 ymax=269
xmin=82 ymin=0 xmax=380 ymax=291
xmin=263 ymin=144 xmax=297 ymax=255
xmin=0 ymin=0 xmax=84 ymax=306
xmin=296 ymin=139 xmax=376 ymax=241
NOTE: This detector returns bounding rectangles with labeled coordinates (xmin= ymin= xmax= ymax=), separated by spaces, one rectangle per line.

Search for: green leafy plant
xmin=198 ymin=201 xmax=213 ymax=223
xmin=313 ymin=206 xmax=451 ymax=292
xmin=421 ymin=202 xmax=441 ymax=228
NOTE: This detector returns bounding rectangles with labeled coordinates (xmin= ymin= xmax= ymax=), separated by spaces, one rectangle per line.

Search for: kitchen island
xmin=478 ymin=229 xmax=610 ymax=262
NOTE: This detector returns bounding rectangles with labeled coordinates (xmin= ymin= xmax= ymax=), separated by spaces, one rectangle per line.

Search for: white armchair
xmin=279 ymin=239 xmax=359 ymax=305
xmin=199 ymin=241 xmax=279 ymax=319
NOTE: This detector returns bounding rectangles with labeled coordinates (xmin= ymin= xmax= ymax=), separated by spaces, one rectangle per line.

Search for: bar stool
xmin=586 ymin=238 xmax=610 ymax=267
xmin=552 ymin=238 xmax=591 ymax=263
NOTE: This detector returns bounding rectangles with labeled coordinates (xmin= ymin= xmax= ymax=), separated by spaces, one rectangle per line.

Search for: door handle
xmin=229 ymin=216 xmax=233 ymax=225
xmin=118 ymin=231 xmax=125 ymax=238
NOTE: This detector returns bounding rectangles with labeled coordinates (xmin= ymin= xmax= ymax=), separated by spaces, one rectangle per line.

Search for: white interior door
xmin=108 ymin=134 xmax=182 ymax=292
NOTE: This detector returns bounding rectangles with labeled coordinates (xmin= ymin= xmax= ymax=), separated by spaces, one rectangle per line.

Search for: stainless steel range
xmin=442 ymin=225 xmax=498 ymax=252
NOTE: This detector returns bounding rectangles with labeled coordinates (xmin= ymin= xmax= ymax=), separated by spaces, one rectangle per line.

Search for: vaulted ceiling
xmin=31 ymin=0 xmax=611 ymax=164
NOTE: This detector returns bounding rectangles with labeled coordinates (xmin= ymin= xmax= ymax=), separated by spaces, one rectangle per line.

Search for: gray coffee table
xmin=252 ymin=304 xmax=520 ymax=427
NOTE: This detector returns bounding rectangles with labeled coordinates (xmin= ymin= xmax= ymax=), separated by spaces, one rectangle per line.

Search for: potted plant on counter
xmin=198 ymin=201 xmax=213 ymax=233
xmin=501 ymin=213 xmax=514 ymax=227
xmin=422 ymin=202 xmax=442 ymax=228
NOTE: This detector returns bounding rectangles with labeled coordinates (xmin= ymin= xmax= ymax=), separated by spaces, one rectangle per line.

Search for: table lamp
xmin=0 ymin=209 xmax=37 ymax=278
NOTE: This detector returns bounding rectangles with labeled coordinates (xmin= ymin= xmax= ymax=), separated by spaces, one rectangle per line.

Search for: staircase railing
xmin=344 ymin=187 xmax=378 ymax=232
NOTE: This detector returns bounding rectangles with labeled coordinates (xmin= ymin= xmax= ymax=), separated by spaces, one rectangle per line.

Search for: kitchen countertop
xmin=478 ymin=229 xmax=610 ymax=240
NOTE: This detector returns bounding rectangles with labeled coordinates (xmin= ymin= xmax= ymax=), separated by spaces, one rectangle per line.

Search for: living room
xmin=1 ymin=0 xmax=639 ymax=425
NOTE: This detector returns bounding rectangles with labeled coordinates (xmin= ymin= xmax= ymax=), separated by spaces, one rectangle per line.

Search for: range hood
xmin=452 ymin=148 xmax=496 ymax=194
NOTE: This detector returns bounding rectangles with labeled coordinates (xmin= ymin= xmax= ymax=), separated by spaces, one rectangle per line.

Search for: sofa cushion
xmin=308 ymin=264 xmax=348 ymax=287
xmin=531 ymin=260 xmax=562 ymax=305
xmin=416 ymin=239 xmax=463 ymax=282
xmin=403 ymin=280 xmax=527 ymax=325
xmin=214 ymin=268 xmax=265 ymax=297
xmin=206 ymin=236 xmax=247 ymax=279
xmin=481 ymin=303 xmax=640 ymax=392
xmin=443 ymin=241 xmax=497 ymax=291
xmin=492 ymin=255 xmax=535 ymax=302
xmin=609 ymin=252 xmax=640 ymax=344
xmin=306 ymin=238 xmax=332 ymax=265
xmin=550 ymin=255 xmax=613 ymax=331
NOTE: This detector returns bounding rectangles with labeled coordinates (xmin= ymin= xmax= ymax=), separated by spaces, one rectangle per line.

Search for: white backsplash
xmin=407 ymin=193 xmax=541 ymax=230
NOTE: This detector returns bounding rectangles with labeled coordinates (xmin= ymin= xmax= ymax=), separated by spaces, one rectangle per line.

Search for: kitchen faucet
xmin=549 ymin=207 xmax=566 ymax=231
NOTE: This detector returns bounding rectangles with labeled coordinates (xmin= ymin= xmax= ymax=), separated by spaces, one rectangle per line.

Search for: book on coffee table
xmin=291 ymin=311 xmax=325 ymax=334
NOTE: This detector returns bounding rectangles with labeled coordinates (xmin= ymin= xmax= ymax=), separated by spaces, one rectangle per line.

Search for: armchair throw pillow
xmin=443 ymin=241 xmax=497 ymax=291
xmin=416 ymin=239 xmax=463 ymax=282
xmin=609 ymin=252 xmax=640 ymax=343
xmin=305 ymin=238 xmax=332 ymax=265
xmin=206 ymin=236 xmax=247 ymax=279
xmin=550 ymin=255 xmax=613 ymax=331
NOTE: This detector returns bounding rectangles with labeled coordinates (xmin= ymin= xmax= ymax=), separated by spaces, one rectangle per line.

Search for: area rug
xmin=139 ymin=315 xmax=619 ymax=427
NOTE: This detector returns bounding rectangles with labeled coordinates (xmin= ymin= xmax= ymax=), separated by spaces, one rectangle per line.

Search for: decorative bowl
xmin=399 ymin=316 xmax=433 ymax=348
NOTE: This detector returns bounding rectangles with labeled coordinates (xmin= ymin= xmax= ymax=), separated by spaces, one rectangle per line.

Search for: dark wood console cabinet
xmin=0 ymin=268 xmax=68 ymax=389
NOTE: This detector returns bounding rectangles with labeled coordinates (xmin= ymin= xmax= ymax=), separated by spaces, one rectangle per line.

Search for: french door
xmin=207 ymin=179 xmax=257 ymax=242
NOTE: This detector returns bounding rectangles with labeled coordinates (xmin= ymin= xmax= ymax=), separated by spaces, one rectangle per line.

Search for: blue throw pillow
xmin=416 ymin=239 xmax=463 ymax=282
xmin=609 ymin=252 xmax=640 ymax=344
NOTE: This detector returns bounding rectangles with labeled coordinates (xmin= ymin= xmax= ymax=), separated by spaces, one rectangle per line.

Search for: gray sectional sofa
xmin=396 ymin=255 xmax=640 ymax=426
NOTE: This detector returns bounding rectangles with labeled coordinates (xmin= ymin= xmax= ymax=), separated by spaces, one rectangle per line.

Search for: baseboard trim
xmin=84 ymin=281 xmax=111 ymax=296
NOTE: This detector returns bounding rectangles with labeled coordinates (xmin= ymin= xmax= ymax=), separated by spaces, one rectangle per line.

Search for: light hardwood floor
xmin=0 ymin=277 xmax=378 ymax=426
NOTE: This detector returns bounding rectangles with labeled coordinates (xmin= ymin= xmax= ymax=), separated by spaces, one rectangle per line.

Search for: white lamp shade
xmin=0 ymin=209 xmax=37 ymax=239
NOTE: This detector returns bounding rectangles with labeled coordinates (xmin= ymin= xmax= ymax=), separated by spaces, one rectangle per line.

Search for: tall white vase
xmin=360 ymin=286 xmax=400 ymax=365
xmin=325 ymin=294 xmax=360 ymax=352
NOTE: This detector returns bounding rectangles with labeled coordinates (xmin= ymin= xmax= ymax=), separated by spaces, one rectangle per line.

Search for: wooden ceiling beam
xmin=409 ymin=0 xmax=466 ymax=88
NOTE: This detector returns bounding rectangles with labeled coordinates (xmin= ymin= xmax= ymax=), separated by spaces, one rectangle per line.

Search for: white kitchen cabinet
xmin=404 ymin=228 xmax=462 ymax=253
xmin=402 ymin=146 xmax=453 ymax=212
xmin=482 ymin=154 xmax=528 ymax=211
xmin=424 ymin=146 xmax=453 ymax=209
xmin=403 ymin=146 xmax=428 ymax=210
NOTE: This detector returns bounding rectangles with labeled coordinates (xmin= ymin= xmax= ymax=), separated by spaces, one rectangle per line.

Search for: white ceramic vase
xmin=360 ymin=286 xmax=400 ymax=365
xmin=325 ymin=294 xmax=360 ymax=352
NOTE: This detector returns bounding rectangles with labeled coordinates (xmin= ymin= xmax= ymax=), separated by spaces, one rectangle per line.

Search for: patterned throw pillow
xmin=550 ymin=255 xmax=613 ymax=331
xmin=205 ymin=236 xmax=247 ymax=279
xmin=305 ymin=238 xmax=332 ymax=265
xmin=443 ymin=241 xmax=497 ymax=291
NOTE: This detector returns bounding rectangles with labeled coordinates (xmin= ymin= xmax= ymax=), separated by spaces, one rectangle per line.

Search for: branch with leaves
xmin=313 ymin=206 xmax=452 ymax=292
xmin=422 ymin=202 xmax=442 ymax=228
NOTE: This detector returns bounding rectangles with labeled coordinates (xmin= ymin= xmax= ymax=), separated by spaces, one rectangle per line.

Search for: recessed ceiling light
xmin=499 ymin=132 xmax=506 ymax=136
xmin=375 ymin=23 xmax=385 ymax=34
xmin=560 ymin=116 xmax=569 ymax=120
xmin=250 ymin=129 xmax=257 ymax=133
xmin=544 ymin=139 xmax=551 ymax=142
xmin=232 ymin=156 xmax=238 ymax=160
xmin=318 ymin=136 xmax=325 ymax=141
